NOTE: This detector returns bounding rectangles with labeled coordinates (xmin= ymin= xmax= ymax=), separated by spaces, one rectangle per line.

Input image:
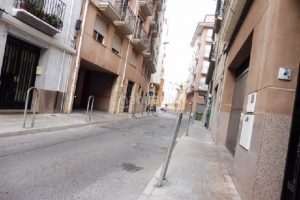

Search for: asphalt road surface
xmin=0 ymin=112 xmax=188 ymax=200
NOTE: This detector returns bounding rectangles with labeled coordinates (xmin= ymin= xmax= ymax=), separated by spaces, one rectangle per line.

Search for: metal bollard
xmin=186 ymin=104 xmax=192 ymax=136
xmin=23 ymin=87 xmax=39 ymax=128
xmin=157 ymin=112 xmax=183 ymax=187
xmin=85 ymin=95 xmax=94 ymax=122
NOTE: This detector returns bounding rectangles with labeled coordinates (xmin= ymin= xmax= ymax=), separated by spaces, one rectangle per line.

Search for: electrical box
xmin=36 ymin=66 xmax=44 ymax=76
xmin=278 ymin=67 xmax=292 ymax=81
xmin=246 ymin=92 xmax=257 ymax=113
xmin=239 ymin=114 xmax=254 ymax=151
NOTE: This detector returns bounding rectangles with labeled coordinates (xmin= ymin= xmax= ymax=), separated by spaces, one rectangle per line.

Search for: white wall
xmin=0 ymin=0 xmax=83 ymax=92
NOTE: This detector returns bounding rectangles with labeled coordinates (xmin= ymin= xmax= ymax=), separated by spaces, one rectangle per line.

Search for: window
xmin=199 ymin=78 xmax=208 ymax=91
xmin=94 ymin=16 xmax=107 ymax=44
xmin=204 ymin=44 xmax=211 ymax=58
xmin=206 ymin=29 xmax=213 ymax=42
xmin=202 ymin=61 xmax=210 ymax=74
xmin=112 ymin=34 xmax=122 ymax=55
xmin=131 ymin=50 xmax=139 ymax=66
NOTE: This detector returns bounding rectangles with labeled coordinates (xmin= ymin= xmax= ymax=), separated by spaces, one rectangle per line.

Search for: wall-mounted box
xmin=246 ymin=92 xmax=257 ymax=113
xmin=36 ymin=66 xmax=44 ymax=76
xmin=239 ymin=114 xmax=254 ymax=151
xmin=278 ymin=67 xmax=292 ymax=81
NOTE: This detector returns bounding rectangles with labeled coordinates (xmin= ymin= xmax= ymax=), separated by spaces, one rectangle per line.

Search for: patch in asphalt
xmin=122 ymin=163 xmax=143 ymax=172
xmin=143 ymin=131 xmax=155 ymax=135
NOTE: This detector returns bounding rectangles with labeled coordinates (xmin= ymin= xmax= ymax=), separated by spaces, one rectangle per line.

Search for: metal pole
xmin=158 ymin=112 xmax=183 ymax=186
xmin=31 ymin=90 xmax=38 ymax=128
xmin=132 ymin=96 xmax=137 ymax=117
xmin=23 ymin=87 xmax=38 ymax=128
xmin=141 ymin=96 xmax=145 ymax=116
xmin=85 ymin=95 xmax=94 ymax=122
xmin=186 ymin=104 xmax=192 ymax=136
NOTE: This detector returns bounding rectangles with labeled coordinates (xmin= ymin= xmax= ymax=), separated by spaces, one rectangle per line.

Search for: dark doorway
xmin=124 ymin=81 xmax=134 ymax=112
xmin=0 ymin=36 xmax=40 ymax=109
xmin=225 ymin=58 xmax=249 ymax=155
xmin=73 ymin=67 xmax=116 ymax=112
xmin=281 ymin=64 xmax=300 ymax=200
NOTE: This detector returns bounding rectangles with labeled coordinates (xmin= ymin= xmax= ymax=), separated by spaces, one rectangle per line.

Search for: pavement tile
xmin=138 ymin=121 xmax=241 ymax=200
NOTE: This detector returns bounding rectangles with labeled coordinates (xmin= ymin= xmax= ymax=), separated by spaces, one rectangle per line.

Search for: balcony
xmin=12 ymin=0 xmax=66 ymax=36
xmin=156 ymin=0 xmax=162 ymax=11
xmin=151 ymin=23 xmax=158 ymax=38
xmin=199 ymin=84 xmax=208 ymax=91
xmin=144 ymin=47 xmax=156 ymax=73
xmin=209 ymin=41 xmax=218 ymax=62
xmin=139 ymin=0 xmax=154 ymax=17
xmin=214 ymin=0 xmax=222 ymax=33
xmin=114 ymin=2 xmax=136 ymax=35
xmin=149 ymin=18 xmax=156 ymax=31
xmin=132 ymin=27 xmax=149 ymax=52
xmin=94 ymin=0 xmax=121 ymax=21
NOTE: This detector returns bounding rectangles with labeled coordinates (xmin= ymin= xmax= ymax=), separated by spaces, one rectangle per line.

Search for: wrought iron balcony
xmin=132 ymin=26 xmax=149 ymax=52
xmin=143 ymin=45 xmax=156 ymax=72
xmin=114 ymin=1 xmax=136 ymax=35
xmin=209 ymin=41 xmax=218 ymax=62
xmin=95 ymin=0 xmax=122 ymax=21
xmin=151 ymin=23 xmax=158 ymax=38
xmin=139 ymin=0 xmax=154 ymax=17
xmin=215 ymin=0 xmax=223 ymax=33
xmin=156 ymin=0 xmax=162 ymax=11
xmin=13 ymin=0 xmax=66 ymax=36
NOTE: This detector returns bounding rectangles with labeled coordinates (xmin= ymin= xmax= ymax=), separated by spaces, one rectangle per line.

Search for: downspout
xmin=116 ymin=0 xmax=139 ymax=113
xmin=58 ymin=0 xmax=76 ymax=113
xmin=67 ymin=0 xmax=89 ymax=113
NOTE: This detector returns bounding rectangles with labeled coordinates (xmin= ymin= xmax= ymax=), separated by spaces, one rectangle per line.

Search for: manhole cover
xmin=122 ymin=163 xmax=143 ymax=172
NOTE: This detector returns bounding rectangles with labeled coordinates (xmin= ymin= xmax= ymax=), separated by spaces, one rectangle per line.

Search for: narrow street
xmin=0 ymin=113 xmax=187 ymax=200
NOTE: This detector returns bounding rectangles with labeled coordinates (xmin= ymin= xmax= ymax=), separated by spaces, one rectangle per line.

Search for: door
xmin=124 ymin=81 xmax=133 ymax=112
xmin=282 ymin=65 xmax=300 ymax=199
xmin=0 ymin=36 xmax=40 ymax=109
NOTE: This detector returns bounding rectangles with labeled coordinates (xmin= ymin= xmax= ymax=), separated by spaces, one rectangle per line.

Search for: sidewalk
xmin=138 ymin=121 xmax=240 ymax=200
xmin=0 ymin=111 xmax=150 ymax=138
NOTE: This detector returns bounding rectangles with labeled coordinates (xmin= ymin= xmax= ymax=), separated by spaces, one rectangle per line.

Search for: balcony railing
xmin=139 ymin=0 xmax=154 ymax=17
xmin=115 ymin=1 xmax=136 ymax=31
xmin=215 ymin=0 xmax=223 ymax=19
xmin=14 ymin=0 xmax=66 ymax=31
xmin=134 ymin=26 xmax=149 ymax=43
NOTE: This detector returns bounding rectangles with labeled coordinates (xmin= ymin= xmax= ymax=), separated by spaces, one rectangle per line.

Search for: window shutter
xmin=113 ymin=34 xmax=122 ymax=53
xmin=95 ymin=17 xmax=107 ymax=37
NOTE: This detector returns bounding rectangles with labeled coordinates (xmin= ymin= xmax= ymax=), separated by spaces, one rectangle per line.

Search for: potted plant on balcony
xmin=20 ymin=0 xmax=45 ymax=20
xmin=48 ymin=14 xmax=63 ymax=29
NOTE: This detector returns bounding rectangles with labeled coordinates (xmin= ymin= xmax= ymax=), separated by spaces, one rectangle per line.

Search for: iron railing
xmin=146 ymin=0 xmax=154 ymax=12
xmin=134 ymin=26 xmax=149 ymax=46
xmin=215 ymin=0 xmax=223 ymax=18
xmin=14 ymin=0 xmax=66 ymax=30
xmin=115 ymin=1 xmax=136 ymax=31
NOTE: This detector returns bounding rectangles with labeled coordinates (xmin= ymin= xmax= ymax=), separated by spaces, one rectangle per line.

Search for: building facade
xmin=186 ymin=15 xmax=214 ymax=115
xmin=64 ymin=0 xmax=166 ymax=114
xmin=0 ymin=0 xmax=82 ymax=113
xmin=206 ymin=0 xmax=300 ymax=199
xmin=149 ymin=3 xmax=168 ymax=108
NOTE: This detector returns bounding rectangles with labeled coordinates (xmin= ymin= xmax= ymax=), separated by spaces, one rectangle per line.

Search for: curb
xmin=0 ymin=114 xmax=152 ymax=139
xmin=137 ymin=133 xmax=187 ymax=200
xmin=137 ymin=166 xmax=163 ymax=200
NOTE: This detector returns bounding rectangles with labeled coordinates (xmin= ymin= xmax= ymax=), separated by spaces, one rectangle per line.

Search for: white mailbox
xmin=239 ymin=114 xmax=254 ymax=151
xmin=246 ymin=92 xmax=257 ymax=113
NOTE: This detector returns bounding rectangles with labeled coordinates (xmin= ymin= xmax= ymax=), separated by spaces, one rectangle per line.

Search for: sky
xmin=163 ymin=0 xmax=216 ymax=84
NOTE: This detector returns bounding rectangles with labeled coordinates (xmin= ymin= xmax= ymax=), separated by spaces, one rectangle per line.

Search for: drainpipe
xmin=116 ymin=0 xmax=139 ymax=113
xmin=67 ymin=0 xmax=89 ymax=113
xmin=58 ymin=0 xmax=76 ymax=113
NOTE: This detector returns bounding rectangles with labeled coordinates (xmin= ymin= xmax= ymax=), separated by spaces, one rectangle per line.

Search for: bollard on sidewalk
xmin=157 ymin=112 xmax=183 ymax=187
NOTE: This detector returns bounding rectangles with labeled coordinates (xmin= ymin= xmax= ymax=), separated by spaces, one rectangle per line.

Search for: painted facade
xmin=206 ymin=0 xmax=300 ymax=199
